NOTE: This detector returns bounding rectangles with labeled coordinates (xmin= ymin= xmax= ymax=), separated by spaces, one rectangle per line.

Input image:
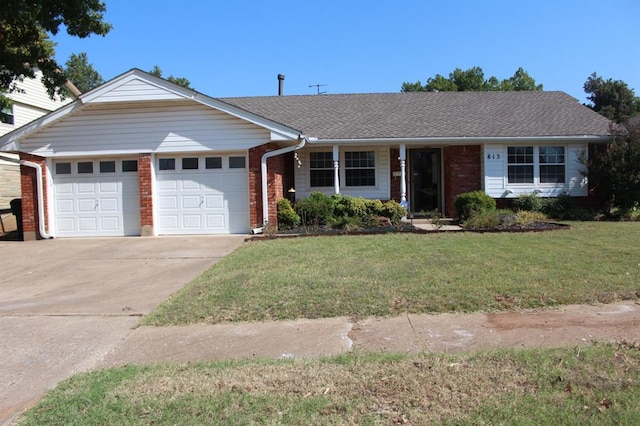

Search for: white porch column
xmin=333 ymin=145 xmax=340 ymax=194
xmin=399 ymin=144 xmax=407 ymax=208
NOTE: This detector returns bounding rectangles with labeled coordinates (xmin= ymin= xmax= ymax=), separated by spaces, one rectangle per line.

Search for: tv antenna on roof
xmin=309 ymin=84 xmax=327 ymax=95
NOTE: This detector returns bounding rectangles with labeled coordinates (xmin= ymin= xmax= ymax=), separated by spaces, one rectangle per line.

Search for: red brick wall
xmin=443 ymin=145 xmax=482 ymax=217
xmin=390 ymin=148 xmax=401 ymax=202
xmin=248 ymin=143 xmax=287 ymax=228
xmin=138 ymin=153 xmax=154 ymax=235
xmin=19 ymin=153 xmax=48 ymax=240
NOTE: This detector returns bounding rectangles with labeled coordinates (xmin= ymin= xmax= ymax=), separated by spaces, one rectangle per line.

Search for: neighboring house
xmin=0 ymin=70 xmax=78 ymax=207
xmin=0 ymin=68 xmax=611 ymax=240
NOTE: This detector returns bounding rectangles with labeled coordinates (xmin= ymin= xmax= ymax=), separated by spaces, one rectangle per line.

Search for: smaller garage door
xmin=53 ymin=159 xmax=140 ymax=237
xmin=156 ymin=154 xmax=249 ymax=234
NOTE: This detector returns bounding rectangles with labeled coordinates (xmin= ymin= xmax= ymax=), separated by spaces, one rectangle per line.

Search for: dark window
xmin=159 ymin=158 xmax=175 ymax=170
xmin=0 ymin=106 xmax=14 ymax=125
xmin=55 ymin=162 xmax=71 ymax=175
xmin=205 ymin=157 xmax=222 ymax=169
xmin=539 ymin=146 xmax=565 ymax=183
xmin=345 ymin=151 xmax=375 ymax=186
xmin=122 ymin=160 xmax=138 ymax=172
xmin=507 ymin=146 xmax=533 ymax=183
xmin=309 ymin=152 xmax=334 ymax=187
xmin=99 ymin=161 xmax=116 ymax=173
xmin=78 ymin=161 xmax=93 ymax=174
xmin=182 ymin=157 xmax=199 ymax=170
xmin=229 ymin=156 xmax=246 ymax=169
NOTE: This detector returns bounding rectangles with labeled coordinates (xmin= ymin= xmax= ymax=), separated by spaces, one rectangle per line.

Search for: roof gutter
xmin=0 ymin=155 xmax=51 ymax=239
xmin=258 ymin=135 xmax=308 ymax=229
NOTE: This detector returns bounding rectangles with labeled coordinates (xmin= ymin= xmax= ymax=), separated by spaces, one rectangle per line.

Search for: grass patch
xmin=142 ymin=222 xmax=640 ymax=326
xmin=19 ymin=343 xmax=640 ymax=425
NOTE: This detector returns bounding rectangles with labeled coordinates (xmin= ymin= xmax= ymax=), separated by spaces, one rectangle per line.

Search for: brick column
xmin=138 ymin=153 xmax=154 ymax=236
xmin=248 ymin=143 xmax=287 ymax=228
xmin=443 ymin=145 xmax=482 ymax=217
xmin=19 ymin=153 xmax=48 ymax=241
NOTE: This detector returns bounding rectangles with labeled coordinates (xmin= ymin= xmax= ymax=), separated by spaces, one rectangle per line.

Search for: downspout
xmin=0 ymin=155 xmax=51 ymax=239
xmin=254 ymin=135 xmax=308 ymax=233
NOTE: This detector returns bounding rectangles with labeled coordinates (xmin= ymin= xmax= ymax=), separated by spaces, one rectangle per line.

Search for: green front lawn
xmin=142 ymin=222 xmax=640 ymax=326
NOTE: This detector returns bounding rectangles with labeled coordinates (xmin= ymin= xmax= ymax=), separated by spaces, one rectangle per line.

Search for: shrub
xmin=454 ymin=191 xmax=496 ymax=221
xmin=513 ymin=193 xmax=543 ymax=212
xmin=516 ymin=210 xmax=548 ymax=226
xmin=276 ymin=198 xmax=300 ymax=230
xmin=463 ymin=209 xmax=500 ymax=229
xmin=295 ymin=192 xmax=334 ymax=227
xmin=381 ymin=200 xmax=408 ymax=225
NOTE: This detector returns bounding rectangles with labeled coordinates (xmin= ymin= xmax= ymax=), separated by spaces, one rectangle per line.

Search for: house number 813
xmin=487 ymin=154 xmax=501 ymax=160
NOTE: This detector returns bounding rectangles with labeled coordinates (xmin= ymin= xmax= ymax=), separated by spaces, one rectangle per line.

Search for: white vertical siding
xmin=295 ymin=146 xmax=390 ymax=200
xmin=19 ymin=100 xmax=271 ymax=156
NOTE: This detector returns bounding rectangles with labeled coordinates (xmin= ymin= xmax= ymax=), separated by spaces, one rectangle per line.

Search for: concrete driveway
xmin=0 ymin=235 xmax=244 ymax=424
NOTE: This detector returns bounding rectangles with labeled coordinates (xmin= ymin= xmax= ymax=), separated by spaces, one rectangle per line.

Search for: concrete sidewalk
xmin=98 ymin=301 xmax=640 ymax=369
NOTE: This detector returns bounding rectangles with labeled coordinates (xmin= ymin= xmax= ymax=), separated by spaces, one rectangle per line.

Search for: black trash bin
xmin=10 ymin=198 xmax=23 ymax=241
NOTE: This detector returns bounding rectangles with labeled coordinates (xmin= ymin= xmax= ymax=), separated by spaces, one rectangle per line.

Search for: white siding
xmin=19 ymin=100 xmax=271 ymax=156
xmin=9 ymin=71 xmax=70 ymax=111
xmin=91 ymin=79 xmax=184 ymax=103
xmin=295 ymin=146 xmax=390 ymax=200
xmin=484 ymin=143 xmax=588 ymax=198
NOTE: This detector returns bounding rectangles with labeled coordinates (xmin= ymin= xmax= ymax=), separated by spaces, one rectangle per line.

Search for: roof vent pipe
xmin=277 ymin=74 xmax=285 ymax=96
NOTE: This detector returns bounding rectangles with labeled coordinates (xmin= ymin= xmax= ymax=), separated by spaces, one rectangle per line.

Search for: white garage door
xmin=53 ymin=159 xmax=141 ymax=237
xmin=156 ymin=155 xmax=249 ymax=234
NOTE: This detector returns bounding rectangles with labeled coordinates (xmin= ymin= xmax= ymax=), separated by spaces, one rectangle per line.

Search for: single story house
xmin=0 ymin=68 xmax=611 ymax=240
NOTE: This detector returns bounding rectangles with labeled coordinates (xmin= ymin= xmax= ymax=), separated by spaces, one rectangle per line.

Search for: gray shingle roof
xmin=220 ymin=91 xmax=611 ymax=140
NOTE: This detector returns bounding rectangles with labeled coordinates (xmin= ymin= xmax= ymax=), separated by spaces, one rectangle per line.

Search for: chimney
xmin=277 ymin=74 xmax=285 ymax=96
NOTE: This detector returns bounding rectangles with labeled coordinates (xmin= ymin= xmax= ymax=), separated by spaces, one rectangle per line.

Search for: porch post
xmin=333 ymin=145 xmax=340 ymax=194
xmin=399 ymin=144 xmax=407 ymax=207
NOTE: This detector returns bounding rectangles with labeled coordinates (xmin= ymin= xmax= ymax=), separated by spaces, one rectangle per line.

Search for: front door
xmin=409 ymin=149 xmax=441 ymax=214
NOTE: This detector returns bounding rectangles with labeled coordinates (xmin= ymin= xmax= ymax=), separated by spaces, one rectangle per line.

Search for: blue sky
xmin=52 ymin=0 xmax=640 ymax=102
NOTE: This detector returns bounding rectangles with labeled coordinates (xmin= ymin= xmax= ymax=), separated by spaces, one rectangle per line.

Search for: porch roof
xmin=220 ymin=91 xmax=611 ymax=141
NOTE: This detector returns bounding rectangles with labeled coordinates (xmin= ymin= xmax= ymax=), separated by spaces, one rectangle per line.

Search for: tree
xmin=64 ymin=52 xmax=104 ymax=93
xmin=582 ymin=121 xmax=640 ymax=211
xmin=402 ymin=66 xmax=543 ymax=92
xmin=583 ymin=73 xmax=640 ymax=124
xmin=0 ymin=0 xmax=111 ymax=101
xmin=149 ymin=65 xmax=192 ymax=89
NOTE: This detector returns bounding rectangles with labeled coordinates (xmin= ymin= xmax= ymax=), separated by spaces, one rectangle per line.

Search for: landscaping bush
xmin=463 ymin=209 xmax=501 ymax=229
xmin=516 ymin=210 xmax=548 ymax=226
xmin=295 ymin=192 xmax=334 ymax=227
xmin=276 ymin=198 xmax=300 ymax=230
xmin=454 ymin=190 xmax=496 ymax=221
xmin=381 ymin=200 xmax=407 ymax=225
xmin=513 ymin=193 xmax=543 ymax=212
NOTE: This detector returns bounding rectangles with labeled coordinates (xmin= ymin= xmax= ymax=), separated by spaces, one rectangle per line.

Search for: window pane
xmin=310 ymin=152 xmax=333 ymax=169
xmin=55 ymin=162 xmax=71 ymax=175
xmin=229 ymin=156 xmax=246 ymax=168
xmin=310 ymin=170 xmax=334 ymax=187
xmin=182 ymin=157 xmax=198 ymax=170
xmin=508 ymin=146 xmax=533 ymax=164
xmin=205 ymin=157 xmax=222 ymax=169
xmin=99 ymin=161 xmax=116 ymax=173
xmin=507 ymin=165 xmax=533 ymax=183
xmin=346 ymin=169 xmax=376 ymax=186
xmin=122 ymin=160 xmax=138 ymax=172
xmin=539 ymin=146 xmax=565 ymax=164
xmin=540 ymin=165 xmax=565 ymax=183
xmin=345 ymin=151 xmax=375 ymax=168
xmin=159 ymin=158 xmax=175 ymax=170
xmin=0 ymin=106 xmax=14 ymax=125
xmin=78 ymin=162 xmax=93 ymax=174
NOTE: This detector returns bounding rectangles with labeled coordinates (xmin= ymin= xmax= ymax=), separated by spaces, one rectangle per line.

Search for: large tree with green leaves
xmin=583 ymin=73 xmax=640 ymax=124
xmin=0 ymin=0 xmax=111 ymax=106
xmin=149 ymin=65 xmax=192 ymax=89
xmin=402 ymin=67 xmax=543 ymax=92
xmin=64 ymin=52 xmax=104 ymax=93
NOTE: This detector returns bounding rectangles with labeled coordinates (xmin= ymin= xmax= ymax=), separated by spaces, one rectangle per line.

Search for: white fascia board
xmin=311 ymin=135 xmax=611 ymax=146
xmin=0 ymin=101 xmax=84 ymax=152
